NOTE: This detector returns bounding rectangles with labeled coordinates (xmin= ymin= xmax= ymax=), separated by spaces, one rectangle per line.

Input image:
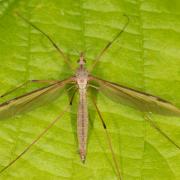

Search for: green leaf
xmin=0 ymin=0 xmax=180 ymax=179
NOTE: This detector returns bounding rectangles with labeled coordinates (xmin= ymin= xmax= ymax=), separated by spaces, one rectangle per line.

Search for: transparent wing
xmin=0 ymin=77 xmax=74 ymax=120
xmin=90 ymin=76 xmax=180 ymax=116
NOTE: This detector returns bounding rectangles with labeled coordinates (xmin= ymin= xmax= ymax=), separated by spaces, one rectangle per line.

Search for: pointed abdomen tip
xmin=80 ymin=154 xmax=86 ymax=164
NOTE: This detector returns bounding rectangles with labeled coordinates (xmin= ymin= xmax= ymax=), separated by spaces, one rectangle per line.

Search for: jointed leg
xmin=0 ymin=80 xmax=59 ymax=98
xmin=144 ymin=114 xmax=180 ymax=150
xmin=16 ymin=13 xmax=73 ymax=70
xmin=88 ymin=84 xmax=99 ymax=90
xmin=0 ymin=104 xmax=70 ymax=174
xmin=69 ymin=88 xmax=78 ymax=105
xmin=90 ymin=14 xmax=129 ymax=72
xmin=91 ymin=97 xmax=122 ymax=180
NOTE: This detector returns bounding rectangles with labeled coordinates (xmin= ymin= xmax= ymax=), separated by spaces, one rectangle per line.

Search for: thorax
xmin=75 ymin=65 xmax=89 ymax=90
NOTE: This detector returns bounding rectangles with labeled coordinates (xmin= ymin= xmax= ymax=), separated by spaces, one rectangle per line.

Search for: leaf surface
xmin=0 ymin=0 xmax=179 ymax=179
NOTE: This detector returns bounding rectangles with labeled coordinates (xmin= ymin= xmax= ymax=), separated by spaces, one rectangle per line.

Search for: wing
xmin=0 ymin=77 xmax=74 ymax=120
xmin=90 ymin=76 xmax=180 ymax=116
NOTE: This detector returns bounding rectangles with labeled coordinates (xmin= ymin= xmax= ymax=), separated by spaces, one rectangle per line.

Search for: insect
xmin=0 ymin=13 xmax=179 ymax=180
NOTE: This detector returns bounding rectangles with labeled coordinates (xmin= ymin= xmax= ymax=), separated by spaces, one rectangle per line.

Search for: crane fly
xmin=0 ymin=13 xmax=180 ymax=179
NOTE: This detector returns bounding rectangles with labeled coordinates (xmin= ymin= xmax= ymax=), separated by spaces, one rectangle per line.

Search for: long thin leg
xmin=0 ymin=80 xmax=59 ymax=98
xmin=69 ymin=88 xmax=78 ymax=105
xmin=88 ymin=84 xmax=99 ymax=90
xmin=144 ymin=114 xmax=180 ymax=150
xmin=16 ymin=12 xmax=73 ymax=70
xmin=90 ymin=14 xmax=129 ymax=72
xmin=91 ymin=97 xmax=122 ymax=180
xmin=0 ymin=104 xmax=70 ymax=174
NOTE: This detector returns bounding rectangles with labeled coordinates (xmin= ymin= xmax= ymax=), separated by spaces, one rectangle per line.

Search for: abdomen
xmin=77 ymin=88 xmax=88 ymax=162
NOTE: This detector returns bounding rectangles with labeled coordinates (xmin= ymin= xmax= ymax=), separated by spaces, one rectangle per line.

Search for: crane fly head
xmin=77 ymin=52 xmax=86 ymax=65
